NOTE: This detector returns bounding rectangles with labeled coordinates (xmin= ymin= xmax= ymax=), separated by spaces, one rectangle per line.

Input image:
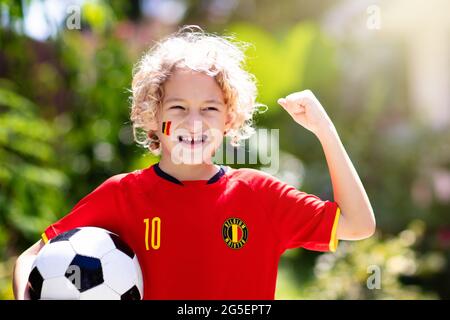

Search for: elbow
xmin=361 ymin=222 xmax=376 ymax=239
xmin=357 ymin=216 xmax=376 ymax=239
xmin=345 ymin=226 xmax=375 ymax=240
xmin=354 ymin=206 xmax=376 ymax=239
xmin=339 ymin=212 xmax=376 ymax=240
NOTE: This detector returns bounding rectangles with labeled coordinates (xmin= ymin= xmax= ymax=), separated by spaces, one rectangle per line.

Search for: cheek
xmin=157 ymin=119 xmax=177 ymax=149
xmin=205 ymin=113 xmax=227 ymax=128
xmin=160 ymin=119 xmax=174 ymax=136
xmin=158 ymin=133 xmax=177 ymax=156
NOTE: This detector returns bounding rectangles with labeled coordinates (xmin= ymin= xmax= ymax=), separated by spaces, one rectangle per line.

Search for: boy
xmin=13 ymin=26 xmax=375 ymax=300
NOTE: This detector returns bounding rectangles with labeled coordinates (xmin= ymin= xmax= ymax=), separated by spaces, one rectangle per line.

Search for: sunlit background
xmin=0 ymin=0 xmax=449 ymax=299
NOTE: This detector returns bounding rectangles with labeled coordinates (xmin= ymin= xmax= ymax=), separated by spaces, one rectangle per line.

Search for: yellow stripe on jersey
xmin=329 ymin=207 xmax=341 ymax=252
xmin=41 ymin=232 xmax=49 ymax=244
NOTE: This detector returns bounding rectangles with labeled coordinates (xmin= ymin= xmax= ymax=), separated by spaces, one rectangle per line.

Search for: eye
xmin=204 ymin=106 xmax=219 ymax=111
xmin=169 ymin=105 xmax=185 ymax=110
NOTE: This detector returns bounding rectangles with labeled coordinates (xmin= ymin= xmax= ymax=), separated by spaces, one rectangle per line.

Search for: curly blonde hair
xmin=130 ymin=25 xmax=265 ymax=155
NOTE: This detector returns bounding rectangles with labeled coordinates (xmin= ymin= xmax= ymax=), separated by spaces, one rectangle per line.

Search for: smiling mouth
xmin=177 ymin=134 xmax=208 ymax=146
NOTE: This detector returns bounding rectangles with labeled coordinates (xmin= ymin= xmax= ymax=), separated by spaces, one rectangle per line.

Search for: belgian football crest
xmin=222 ymin=217 xmax=248 ymax=249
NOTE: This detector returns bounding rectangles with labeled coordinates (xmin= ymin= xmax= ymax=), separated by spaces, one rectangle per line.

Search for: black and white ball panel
xmin=28 ymin=227 xmax=143 ymax=300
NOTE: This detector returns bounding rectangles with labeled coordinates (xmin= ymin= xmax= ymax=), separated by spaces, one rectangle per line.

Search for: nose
xmin=184 ymin=111 xmax=204 ymax=134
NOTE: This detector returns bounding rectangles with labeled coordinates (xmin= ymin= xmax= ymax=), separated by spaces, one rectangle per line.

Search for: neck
xmin=158 ymin=155 xmax=219 ymax=181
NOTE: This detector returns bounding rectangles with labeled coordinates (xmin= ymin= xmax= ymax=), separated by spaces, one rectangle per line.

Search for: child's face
xmin=155 ymin=68 xmax=233 ymax=164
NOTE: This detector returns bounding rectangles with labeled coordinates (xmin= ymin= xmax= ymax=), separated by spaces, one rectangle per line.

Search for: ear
xmin=224 ymin=111 xmax=236 ymax=131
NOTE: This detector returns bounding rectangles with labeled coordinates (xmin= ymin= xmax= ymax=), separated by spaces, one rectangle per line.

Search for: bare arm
xmin=13 ymin=239 xmax=45 ymax=300
xmin=316 ymin=125 xmax=376 ymax=240
xmin=278 ymin=90 xmax=376 ymax=240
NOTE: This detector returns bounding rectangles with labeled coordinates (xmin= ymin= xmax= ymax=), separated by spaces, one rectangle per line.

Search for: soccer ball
xmin=27 ymin=227 xmax=144 ymax=300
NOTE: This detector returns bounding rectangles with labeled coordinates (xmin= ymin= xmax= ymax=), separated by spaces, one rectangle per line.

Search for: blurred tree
xmin=0 ymin=82 xmax=68 ymax=257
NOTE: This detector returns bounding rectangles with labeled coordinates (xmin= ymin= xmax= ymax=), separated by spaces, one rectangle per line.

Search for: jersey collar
xmin=152 ymin=163 xmax=227 ymax=186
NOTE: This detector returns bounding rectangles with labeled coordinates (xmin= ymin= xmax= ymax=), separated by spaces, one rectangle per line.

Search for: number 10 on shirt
xmin=144 ymin=217 xmax=161 ymax=250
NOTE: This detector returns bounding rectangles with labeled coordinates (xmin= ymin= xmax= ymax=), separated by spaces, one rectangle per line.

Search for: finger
xmin=286 ymin=90 xmax=316 ymax=106
xmin=285 ymin=90 xmax=311 ymax=102
xmin=277 ymin=98 xmax=286 ymax=106
xmin=278 ymin=98 xmax=294 ymax=113
xmin=279 ymin=97 xmax=306 ymax=116
xmin=294 ymin=105 xmax=306 ymax=114
xmin=284 ymin=97 xmax=305 ymax=113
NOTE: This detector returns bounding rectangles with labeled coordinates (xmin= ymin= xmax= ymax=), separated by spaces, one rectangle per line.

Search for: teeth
xmin=178 ymin=135 xmax=207 ymax=143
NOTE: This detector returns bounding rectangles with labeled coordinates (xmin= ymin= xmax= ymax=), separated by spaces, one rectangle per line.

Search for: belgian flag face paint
xmin=162 ymin=121 xmax=172 ymax=136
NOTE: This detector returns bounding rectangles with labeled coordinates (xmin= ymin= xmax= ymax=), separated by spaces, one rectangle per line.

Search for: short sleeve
xmin=256 ymin=172 xmax=340 ymax=253
xmin=41 ymin=175 xmax=124 ymax=243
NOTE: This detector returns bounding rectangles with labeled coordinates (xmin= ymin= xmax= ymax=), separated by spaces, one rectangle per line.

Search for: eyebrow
xmin=163 ymin=98 xmax=224 ymax=105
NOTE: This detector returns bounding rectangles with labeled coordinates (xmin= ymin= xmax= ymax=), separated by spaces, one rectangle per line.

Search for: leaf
xmin=0 ymin=87 xmax=36 ymax=116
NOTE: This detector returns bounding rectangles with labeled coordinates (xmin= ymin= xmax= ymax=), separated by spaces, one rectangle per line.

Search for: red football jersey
xmin=42 ymin=163 xmax=340 ymax=299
